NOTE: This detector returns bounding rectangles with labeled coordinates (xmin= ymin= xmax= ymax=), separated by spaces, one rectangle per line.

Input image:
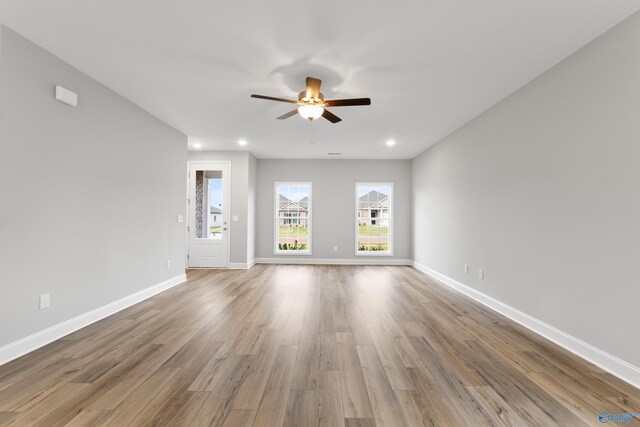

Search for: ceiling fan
xmin=251 ymin=77 xmax=371 ymax=123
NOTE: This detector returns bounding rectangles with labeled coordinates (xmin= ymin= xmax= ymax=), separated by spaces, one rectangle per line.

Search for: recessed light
xmin=238 ymin=139 xmax=247 ymax=146
xmin=193 ymin=143 xmax=202 ymax=149
xmin=386 ymin=140 xmax=396 ymax=147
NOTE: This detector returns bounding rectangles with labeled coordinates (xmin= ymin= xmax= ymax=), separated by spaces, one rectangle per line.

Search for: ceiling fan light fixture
xmin=298 ymin=104 xmax=324 ymax=121
xmin=251 ymin=76 xmax=369 ymax=124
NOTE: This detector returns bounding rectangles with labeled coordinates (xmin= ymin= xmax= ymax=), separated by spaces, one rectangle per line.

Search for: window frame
xmin=355 ymin=182 xmax=394 ymax=257
xmin=274 ymin=181 xmax=313 ymax=256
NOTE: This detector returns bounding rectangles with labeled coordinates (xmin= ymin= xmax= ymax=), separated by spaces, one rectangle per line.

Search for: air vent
xmin=328 ymin=152 xmax=342 ymax=155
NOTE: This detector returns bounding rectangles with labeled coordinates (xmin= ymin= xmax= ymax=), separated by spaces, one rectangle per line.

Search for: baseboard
xmin=0 ymin=273 xmax=187 ymax=366
xmin=411 ymin=261 xmax=640 ymax=390
xmin=229 ymin=259 xmax=255 ymax=270
xmin=255 ymin=257 xmax=413 ymax=266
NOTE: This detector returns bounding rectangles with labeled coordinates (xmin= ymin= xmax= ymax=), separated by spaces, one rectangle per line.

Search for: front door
xmin=188 ymin=162 xmax=230 ymax=268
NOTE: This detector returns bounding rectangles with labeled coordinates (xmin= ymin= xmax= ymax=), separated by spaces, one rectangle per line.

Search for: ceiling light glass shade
xmin=298 ymin=104 xmax=324 ymax=120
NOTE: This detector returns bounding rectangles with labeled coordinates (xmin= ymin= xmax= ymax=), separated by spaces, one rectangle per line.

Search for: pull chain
xmin=309 ymin=119 xmax=315 ymax=144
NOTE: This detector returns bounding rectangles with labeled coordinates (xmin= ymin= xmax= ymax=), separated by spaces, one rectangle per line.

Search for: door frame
xmin=186 ymin=160 xmax=232 ymax=268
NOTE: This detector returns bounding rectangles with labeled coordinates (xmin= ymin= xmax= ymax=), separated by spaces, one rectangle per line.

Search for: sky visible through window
xmin=209 ymin=178 xmax=222 ymax=209
xmin=280 ymin=185 xmax=309 ymax=201
xmin=358 ymin=185 xmax=389 ymax=198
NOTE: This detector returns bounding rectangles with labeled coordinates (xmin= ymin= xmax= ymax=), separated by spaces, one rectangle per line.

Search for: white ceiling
xmin=2 ymin=1 xmax=639 ymax=159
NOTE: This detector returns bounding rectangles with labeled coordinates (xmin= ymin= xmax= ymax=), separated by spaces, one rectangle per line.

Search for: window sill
xmin=355 ymin=252 xmax=394 ymax=257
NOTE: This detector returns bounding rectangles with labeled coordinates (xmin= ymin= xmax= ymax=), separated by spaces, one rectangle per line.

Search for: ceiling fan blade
xmin=322 ymin=109 xmax=342 ymax=123
xmin=277 ymin=109 xmax=299 ymax=120
xmin=251 ymin=94 xmax=298 ymax=104
xmin=306 ymin=77 xmax=322 ymax=99
xmin=323 ymin=98 xmax=371 ymax=107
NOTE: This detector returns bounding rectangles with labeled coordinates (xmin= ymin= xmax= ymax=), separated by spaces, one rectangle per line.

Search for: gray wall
xmin=0 ymin=26 xmax=187 ymax=348
xmin=412 ymin=12 xmax=640 ymax=367
xmin=247 ymin=153 xmax=257 ymax=263
xmin=256 ymin=160 xmax=412 ymax=261
xmin=187 ymin=151 xmax=252 ymax=265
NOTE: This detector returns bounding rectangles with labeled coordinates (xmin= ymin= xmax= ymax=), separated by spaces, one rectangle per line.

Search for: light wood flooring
xmin=0 ymin=265 xmax=638 ymax=426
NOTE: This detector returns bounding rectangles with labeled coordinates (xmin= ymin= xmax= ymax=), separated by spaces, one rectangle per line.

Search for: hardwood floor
xmin=0 ymin=265 xmax=638 ymax=426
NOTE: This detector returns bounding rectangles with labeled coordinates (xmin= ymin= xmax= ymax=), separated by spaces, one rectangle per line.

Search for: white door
xmin=188 ymin=162 xmax=230 ymax=268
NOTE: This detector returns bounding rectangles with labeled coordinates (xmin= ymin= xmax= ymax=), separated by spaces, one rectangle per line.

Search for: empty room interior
xmin=2 ymin=1 xmax=640 ymax=426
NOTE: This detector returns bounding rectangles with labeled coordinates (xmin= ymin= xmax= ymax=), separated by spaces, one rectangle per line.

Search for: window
xmin=356 ymin=183 xmax=393 ymax=255
xmin=195 ymin=170 xmax=223 ymax=239
xmin=275 ymin=182 xmax=312 ymax=254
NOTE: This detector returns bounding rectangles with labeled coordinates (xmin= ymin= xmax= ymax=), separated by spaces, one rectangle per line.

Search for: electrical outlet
xmin=464 ymin=264 xmax=469 ymax=274
xmin=479 ymin=269 xmax=484 ymax=280
xmin=166 ymin=259 xmax=171 ymax=269
xmin=39 ymin=293 xmax=50 ymax=310
xmin=334 ymin=246 xmax=338 ymax=252
xmin=177 ymin=215 xmax=184 ymax=223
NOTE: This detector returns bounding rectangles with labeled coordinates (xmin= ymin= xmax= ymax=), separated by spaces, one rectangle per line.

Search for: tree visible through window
xmin=275 ymin=183 xmax=311 ymax=254
xmin=356 ymin=183 xmax=393 ymax=255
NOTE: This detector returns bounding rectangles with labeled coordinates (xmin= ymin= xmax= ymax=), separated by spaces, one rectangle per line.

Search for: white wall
xmin=412 ymin=12 xmax=640 ymax=369
xmin=256 ymin=159 xmax=412 ymax=261
xmin=187 ymin=151 xmax=252 ymax=265
xmin=0 ymin=26 xmax=187 ymax=349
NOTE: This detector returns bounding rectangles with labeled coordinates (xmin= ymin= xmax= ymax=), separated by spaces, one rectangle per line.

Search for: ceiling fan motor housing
xmin=298 ymin=91 xmax=324 ymax=104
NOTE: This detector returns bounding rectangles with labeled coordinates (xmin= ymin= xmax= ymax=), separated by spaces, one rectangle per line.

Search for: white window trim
xmin=355 ymin=182 xmax=394 ymax=257
xmin=274 ymin=181 xmax=312 ymax=255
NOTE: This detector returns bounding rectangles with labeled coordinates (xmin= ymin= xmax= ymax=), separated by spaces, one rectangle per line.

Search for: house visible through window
xmin=356 ymin=183 xmax=393 ymax=255
xmin=275 ymin=183 xmax=311 ymax=254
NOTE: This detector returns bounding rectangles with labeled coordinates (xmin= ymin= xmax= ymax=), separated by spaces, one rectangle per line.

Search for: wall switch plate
xmin=232 ymin=215 xmax=239 ymax=222
xmin=166 ymin=260 xmax=171 ymax=269
xmin=177 ymin=215 xmax=184 ymax=223
xmin=39 ymin=293 xmax=50 ymax=310
xmin=464 ymin=264 xmax=469 ymax=274
xmin=479 ymin=269 xmax=484 ymax=280
xmin=334 ymin=246 xmax=338 ymax=252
